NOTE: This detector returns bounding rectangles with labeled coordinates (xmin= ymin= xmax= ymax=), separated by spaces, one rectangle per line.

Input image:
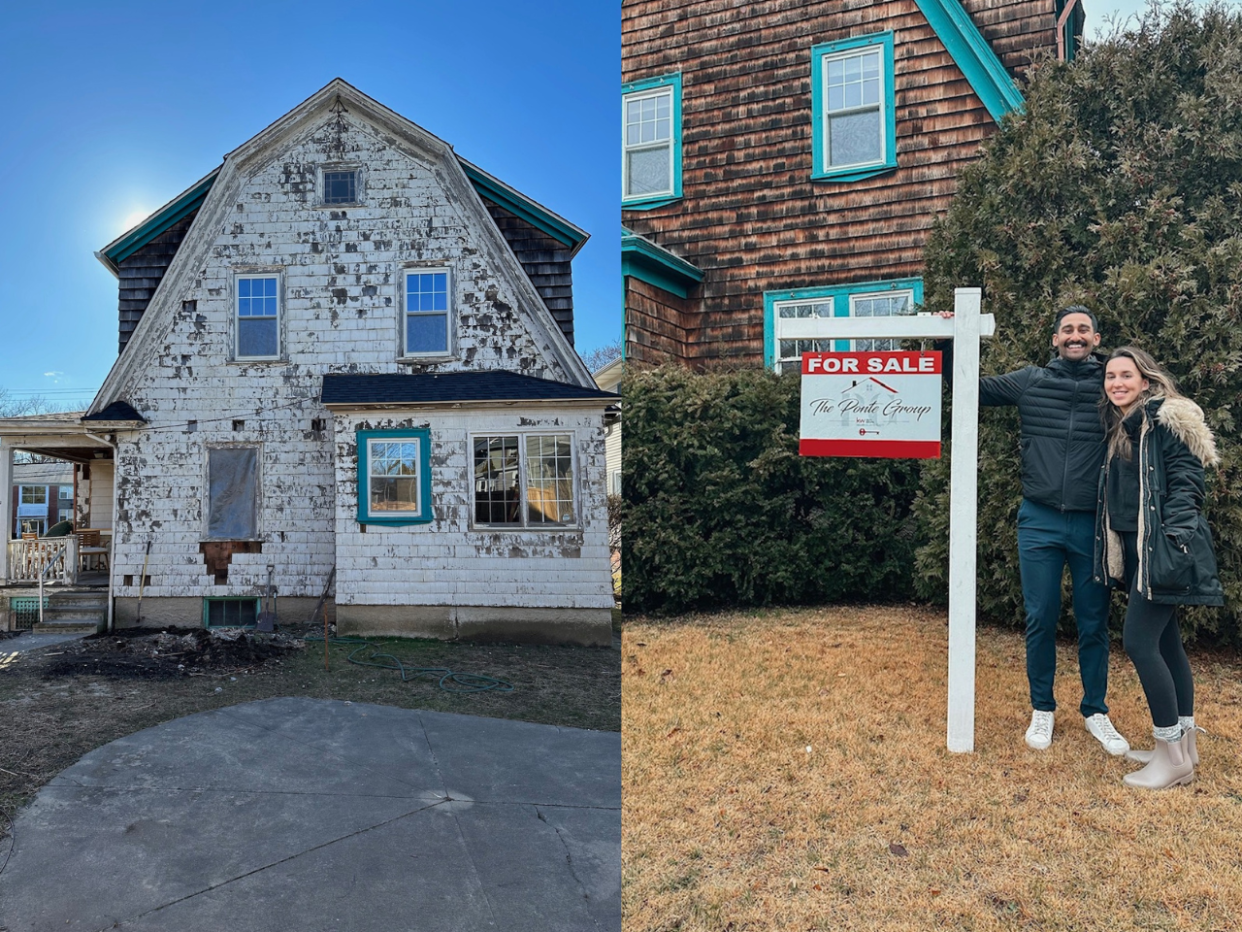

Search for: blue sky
xmin=0 ymin=1 xmax=617 ymax=410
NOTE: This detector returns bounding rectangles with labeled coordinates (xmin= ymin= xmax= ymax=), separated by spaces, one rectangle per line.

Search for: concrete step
xmin=28 ymin=593 xmax=108 ymax=634
xmin=30 ymin=620 xmax=102 ymax=635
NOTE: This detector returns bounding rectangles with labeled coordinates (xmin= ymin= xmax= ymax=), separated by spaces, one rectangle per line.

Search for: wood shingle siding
xmin=622 ymin=0 xmax=1057 ymax=366
xmin=116 ymin=211 xmax=199 ymax=355
xmin=480 ymin=197 xmax=577 ymax=346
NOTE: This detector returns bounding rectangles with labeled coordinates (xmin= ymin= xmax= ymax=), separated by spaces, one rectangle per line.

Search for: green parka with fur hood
xmin=1093 ymin=396 xmax=1224 ymax=605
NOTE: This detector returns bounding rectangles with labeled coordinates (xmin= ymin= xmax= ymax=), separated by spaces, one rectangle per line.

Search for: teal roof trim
xmin=459 ymin=161 xmax=588 ymax=255
xmin=621 ymin=229 xmax=703 ymax=299
xmin=99 ymin=168 xmax=220 ymax=271
xmin=913 ymin=0 xmax=1024 ymax=122
xmin=98 ymin=159 xmax=588 ymax=276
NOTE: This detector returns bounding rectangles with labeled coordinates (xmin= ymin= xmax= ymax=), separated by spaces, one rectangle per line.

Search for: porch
xmin=0 ymin=412 xmax=124 ymax=589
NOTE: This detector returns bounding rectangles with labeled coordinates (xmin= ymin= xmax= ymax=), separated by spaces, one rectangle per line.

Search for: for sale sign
xmin=799 ymin=351 xmax=942 ymax=458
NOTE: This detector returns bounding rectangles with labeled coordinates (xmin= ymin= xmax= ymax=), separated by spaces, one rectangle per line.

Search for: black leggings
xmin=1119 ymin=532 xmax=1194 ymax=728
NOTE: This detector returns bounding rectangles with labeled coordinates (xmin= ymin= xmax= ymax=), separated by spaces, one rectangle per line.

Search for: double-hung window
xmin=403 ymin=269 xmax=451 ymax=357
xmin=764 ymin=279 xmax=922 ymax=372
xmin=811 ymin=32 xmax=897 ymax=182
xmin=236 ymin=274 xmax=280 ymax=359
xmin=473 ymin=434 xmax=576 ymax=528
xmin=622 ymin=73 xmax=682 ymax=207
xmin=356 ymin=429 xmax=432 ymax=526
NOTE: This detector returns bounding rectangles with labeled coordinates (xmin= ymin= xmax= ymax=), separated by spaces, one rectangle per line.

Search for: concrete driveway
xmin=0 ymin=698 xmax=620 ymax=931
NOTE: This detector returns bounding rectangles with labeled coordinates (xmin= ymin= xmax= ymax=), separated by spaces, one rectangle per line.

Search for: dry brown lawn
xmin=622 ymin=606 xmax=1242 ymax=932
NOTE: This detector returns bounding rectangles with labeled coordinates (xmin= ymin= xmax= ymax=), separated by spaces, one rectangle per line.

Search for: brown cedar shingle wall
xmin=116 ymin=211 xmax=199 ymax=355
xmin=961 ymin=0 xmax=1059 ymax=75
xmin=627 ymin=278 xmax=696 ymax=366
xmin=479 ymin=197 xmax=577 ymax=346
xmin=622 ymin=0 xmax=1057 ymax=366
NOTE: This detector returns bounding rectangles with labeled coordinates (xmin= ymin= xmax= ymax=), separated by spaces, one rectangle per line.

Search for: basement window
xmin=203 ymin=597 xmax=259 ymax=628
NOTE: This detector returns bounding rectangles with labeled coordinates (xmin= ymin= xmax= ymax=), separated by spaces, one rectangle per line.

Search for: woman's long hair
xmin=1102 ymin=346 xmax=1184 ymax=462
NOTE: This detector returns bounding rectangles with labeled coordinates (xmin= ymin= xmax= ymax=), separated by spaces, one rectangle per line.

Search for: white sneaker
xmin=1085 ymin=713 xmax=1130 ymax=756
xmin=1025 ymin=710 xmax=1054 ymax=750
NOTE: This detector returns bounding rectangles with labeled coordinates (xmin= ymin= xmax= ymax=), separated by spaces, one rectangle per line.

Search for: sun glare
xmin=121 ymin=208 xmax=151 ymax=233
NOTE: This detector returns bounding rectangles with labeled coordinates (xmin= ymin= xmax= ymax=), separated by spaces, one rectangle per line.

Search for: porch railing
xmin=5 ymin=537 xmax=77 ymax=585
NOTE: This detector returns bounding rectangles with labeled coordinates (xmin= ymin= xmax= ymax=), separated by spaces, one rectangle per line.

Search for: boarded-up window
xmin=208 ymin=448 xmax=258 ymax=538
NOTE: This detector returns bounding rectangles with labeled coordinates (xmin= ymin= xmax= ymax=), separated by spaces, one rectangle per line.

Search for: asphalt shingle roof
xmin=82 ymin=401 xmax=145 ymax=422
xmin=320 ymin=371 xmax=618 ymax=406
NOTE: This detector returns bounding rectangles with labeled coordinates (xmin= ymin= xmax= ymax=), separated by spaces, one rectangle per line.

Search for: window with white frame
xmin=473 ymin=434 xmax=576 ymax=527
xmin=622 ymin=74 xmax=681 ymax=204
xmin=403 ymin=269 xmax=451 ymax=357
xmin=236 ymin=274 xmax=280 ymax=359
xmin=58 ymin=487 xmax=72 ymax=500
xmin=19 ymin=486 xmax=47 ymax=505
xmin=767 ymin=280 xmax=921 ymax=372
xmin=356 ymin=429 xmax=432 ymax=526
xmin=811 ymin=33 xmax=896 ymax=181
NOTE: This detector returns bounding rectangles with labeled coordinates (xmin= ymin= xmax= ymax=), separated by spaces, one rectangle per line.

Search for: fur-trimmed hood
xmin=1152 ymin=396 xmax=1220 ymax=468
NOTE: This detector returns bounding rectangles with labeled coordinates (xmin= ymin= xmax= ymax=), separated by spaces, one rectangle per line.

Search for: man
xmin=977 ymin=306 xmax=1128 ymax=754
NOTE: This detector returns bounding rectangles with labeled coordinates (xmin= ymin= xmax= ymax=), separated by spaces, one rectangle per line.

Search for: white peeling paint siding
xmin=104 ymin=108 xmax=601 ymax=610
xmin=334 ymin=406 xmax=613 ymax=610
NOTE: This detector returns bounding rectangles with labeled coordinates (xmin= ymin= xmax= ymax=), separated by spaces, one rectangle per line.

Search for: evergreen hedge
xmin=917 ymin=1 xmax=1242 ymax=644
xmin=621 ymin=366 xmax=922 ymax=614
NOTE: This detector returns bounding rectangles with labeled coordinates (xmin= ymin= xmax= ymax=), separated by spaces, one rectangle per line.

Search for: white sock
xmin=1154 ymin=723 xmax=1183 ymax=743
xmin=1179 ymin=715 xmax=1196 ymax=732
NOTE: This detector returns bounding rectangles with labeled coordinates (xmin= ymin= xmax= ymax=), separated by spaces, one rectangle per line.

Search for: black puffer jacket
xmin=980 ymin=355 xmax=1106 ymax=512
xmin=1094 ymin=396 xmax=1224 ymax=606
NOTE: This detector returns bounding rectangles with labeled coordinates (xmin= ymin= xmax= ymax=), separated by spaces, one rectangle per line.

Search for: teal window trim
xmin=202 ymin=597 xmax=261 ymax=629
xmin=912 ymin=0 xmax=1024 ymax=121
xmin=622 ymin=73 xmax=683 ymax=209
xmin=356 ymin=428 xmax=433 ymax=526
xmin=811 ymin=32 xmax=898 ymax=183
xmin=763 ymin=278 xmax=924 ymax=369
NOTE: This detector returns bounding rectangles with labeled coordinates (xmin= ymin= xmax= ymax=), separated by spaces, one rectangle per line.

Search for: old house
xmin=621 ymin=0 xmax=1084 ymax=367
xmin=0 ymin=79 xmax=617 ymax=644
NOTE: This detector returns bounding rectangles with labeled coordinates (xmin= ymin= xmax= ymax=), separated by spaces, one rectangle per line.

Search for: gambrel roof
xmin=88 ymin=78 xmax=596 ymax=417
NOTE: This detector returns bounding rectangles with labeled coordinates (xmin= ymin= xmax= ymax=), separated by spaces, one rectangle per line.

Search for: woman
xmin=1095 ymin=347 xmax=1223 ymax=789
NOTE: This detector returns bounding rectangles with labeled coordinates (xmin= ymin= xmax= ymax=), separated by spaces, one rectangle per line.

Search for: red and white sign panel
xmin=800 ymin=351 xmax=942 ymax=458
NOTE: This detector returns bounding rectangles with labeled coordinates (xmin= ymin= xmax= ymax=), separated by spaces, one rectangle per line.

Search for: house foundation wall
xmin=336 ymin=603 xmax=613 ymax=646
xmin=113 ymin=596 xmax=337 ymax=629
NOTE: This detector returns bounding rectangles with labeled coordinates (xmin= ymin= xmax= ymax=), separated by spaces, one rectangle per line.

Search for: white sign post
xmin=797 ymin=288 xmax=993 ymax=752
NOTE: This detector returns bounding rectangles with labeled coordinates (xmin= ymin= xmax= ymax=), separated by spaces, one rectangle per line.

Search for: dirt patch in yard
xmin=41 ymin=628 xmax=303 ymax=680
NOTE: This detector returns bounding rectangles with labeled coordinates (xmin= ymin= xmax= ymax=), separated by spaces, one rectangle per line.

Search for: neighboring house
xmin=593 ymin=357 xmax=623 ymax=496
xmin=0 ymin=79 xmax=617 ymax=645
xmin=621 ymin=0 xmax=1083 ymax=367
xmin=9 ymin=461 xmax=74 ymax=537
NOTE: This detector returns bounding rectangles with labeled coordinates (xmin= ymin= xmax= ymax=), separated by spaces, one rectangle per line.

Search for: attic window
xmin=324 ymin=171 xmax=357 ymax=205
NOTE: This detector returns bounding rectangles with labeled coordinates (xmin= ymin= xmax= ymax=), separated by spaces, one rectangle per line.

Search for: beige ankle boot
xmin=1125 ymin=726 xmax=1201 ymax=766
xmin=1123 ymin=735 xmax=1194 ymax=789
